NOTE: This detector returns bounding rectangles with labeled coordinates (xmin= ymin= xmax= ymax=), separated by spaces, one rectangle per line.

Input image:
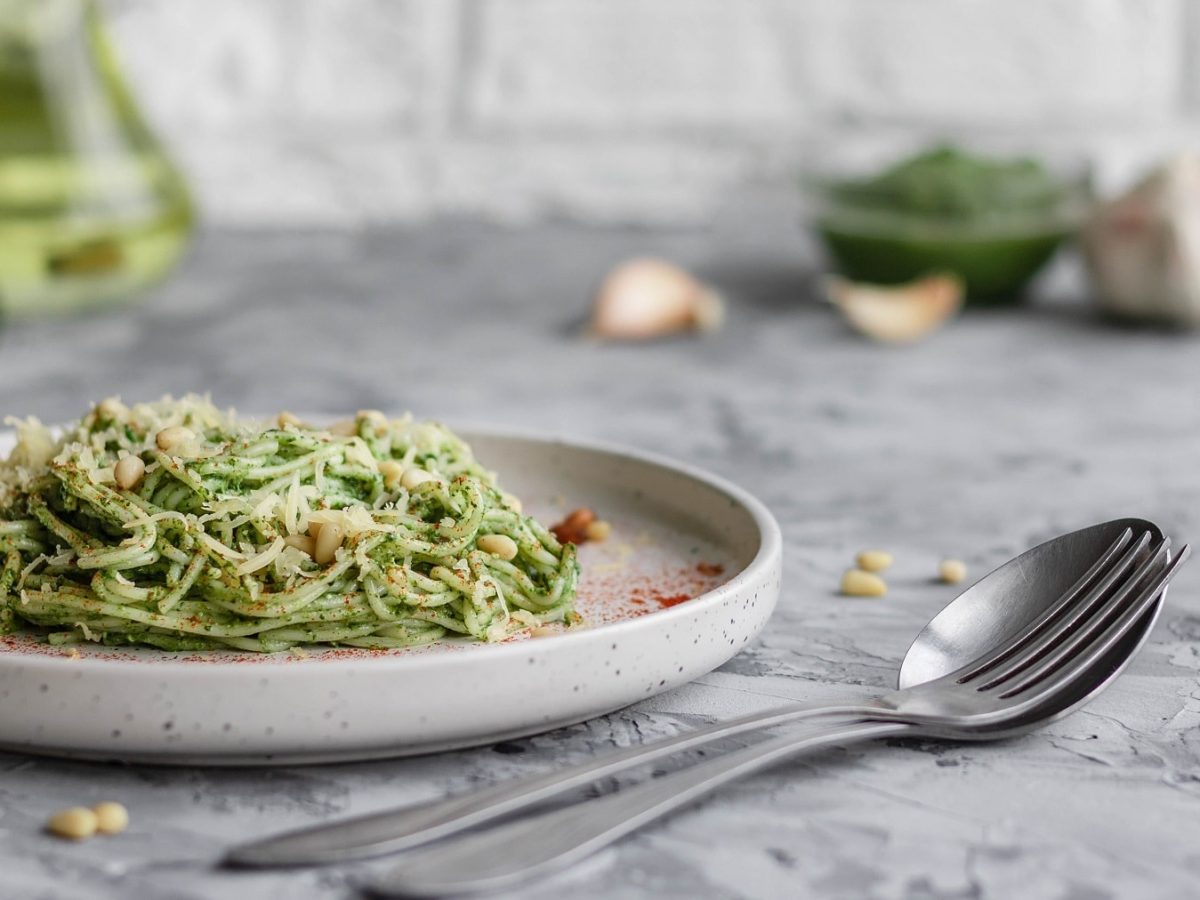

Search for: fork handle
xmin=371 ymin=719 xmax=912 ymax=898
xmin=226 ymin=701 xmax=881 ymax=867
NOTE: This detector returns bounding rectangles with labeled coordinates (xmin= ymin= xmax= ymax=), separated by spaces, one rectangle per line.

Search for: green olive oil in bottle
xmin=0 ymin=0 xmax=193 ymax=316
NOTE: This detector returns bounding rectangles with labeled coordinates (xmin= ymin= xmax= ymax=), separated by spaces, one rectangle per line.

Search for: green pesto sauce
xmin=816 ymin=146 xmax=1080 ymax=303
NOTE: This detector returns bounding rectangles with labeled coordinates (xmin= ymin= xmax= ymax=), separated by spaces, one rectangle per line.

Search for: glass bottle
xmin=0 ymin=0 xmax=193 ymax=316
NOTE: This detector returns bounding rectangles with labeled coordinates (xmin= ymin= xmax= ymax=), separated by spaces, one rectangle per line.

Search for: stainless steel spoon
xmin=363 ymin=519 xmax=1187 ymax=896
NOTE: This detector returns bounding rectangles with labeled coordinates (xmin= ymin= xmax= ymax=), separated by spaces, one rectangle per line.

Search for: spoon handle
xmin=226 ymin=701 xmax=881 ymax=867
xmin=371 ymin=719 xmax=912 ymax=898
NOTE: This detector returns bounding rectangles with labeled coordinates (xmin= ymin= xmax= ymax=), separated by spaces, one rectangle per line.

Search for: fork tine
xmin=954 ymin=527 xmax=1138 ymax=684
xmin=968 ymin=532 xmax=1158 ymax=690
xmin=997 ymin=544 xmax=1189 ymax=701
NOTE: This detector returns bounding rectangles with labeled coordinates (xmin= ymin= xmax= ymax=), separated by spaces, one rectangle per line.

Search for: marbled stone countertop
xmin=1 ymin=224 xmax=1198 ymax=900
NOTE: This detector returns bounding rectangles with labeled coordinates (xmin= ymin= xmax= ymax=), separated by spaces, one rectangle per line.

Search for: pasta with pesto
xmin=0 ymin=397 xmax=579 ymax=652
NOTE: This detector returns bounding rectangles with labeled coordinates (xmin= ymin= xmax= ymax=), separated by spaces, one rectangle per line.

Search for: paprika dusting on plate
xmin=578 ymin=558 xmax=728 ymax=616
xmin=654 ymin=593 xmax=691 ymax=608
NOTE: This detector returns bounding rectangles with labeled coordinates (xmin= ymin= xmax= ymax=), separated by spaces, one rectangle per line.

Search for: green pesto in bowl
xmin=809 ymin=146 xmax=1090 ymax=304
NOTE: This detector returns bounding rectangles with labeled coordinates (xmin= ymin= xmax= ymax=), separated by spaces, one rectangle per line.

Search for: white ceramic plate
xmin=0 ymin=431 xmax=781 ymax=765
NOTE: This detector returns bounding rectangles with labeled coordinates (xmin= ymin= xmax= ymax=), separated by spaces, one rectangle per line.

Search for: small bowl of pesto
xmin=803 ymin=145 xmax=1092 ymax=304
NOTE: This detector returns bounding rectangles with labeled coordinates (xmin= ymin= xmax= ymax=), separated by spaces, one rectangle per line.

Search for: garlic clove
xmin=826 ymin=273 xmax=963 ymax=344
xmin=589 ymin=258 xmax=724 ymax=340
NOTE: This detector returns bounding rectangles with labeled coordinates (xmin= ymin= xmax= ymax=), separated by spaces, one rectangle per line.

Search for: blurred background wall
xmin=102 ymin=0 xmax=1193 ymax=228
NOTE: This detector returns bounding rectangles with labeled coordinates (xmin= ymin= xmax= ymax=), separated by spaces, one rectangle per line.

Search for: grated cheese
xmin=235 ymin=537 xmax=286 ymax=576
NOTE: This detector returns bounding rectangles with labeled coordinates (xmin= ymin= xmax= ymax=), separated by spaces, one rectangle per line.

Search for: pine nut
xmin=313 ymin=523 xmax=344 ymax=565
xmin=155 ymin=426 xmax=194 ymax=452
xmin=855 ymin=550 xmax=893 ymax=573
xmin=401 ymin=468 xmax=436 ymax=490
xmin=379 ymin=460 xmax=405 ymax=490
xmin=840 ymin=569 xmax=887 ymax=597
xmin=939 ymin=559 xmax=968 ymax=584
xmin=277 ymin=411 xmax=304 ymax=429
xmin=357 ymin=409 xmax=388 ymax=436
xmin=327 ymin=419 xmax=357 ymax=436
xmin=97 ymin=398 xmax=128 ymax=420
xmin=93 ymin=801 xmax=129 ymax=835
xmin=46 ymin=807 xmax=98 ymax=840
xmin=113 ymin=455 xmax=145 ymax=491
xmin=283 ymin=534 xmax=315 ymax=557
xmin=530 ymin=625 xmax=558 ymax=638
xmin=477 ymin=534 xmax=518 ymax=560
xmin=585 ymin=520 xmax=612 ymax=542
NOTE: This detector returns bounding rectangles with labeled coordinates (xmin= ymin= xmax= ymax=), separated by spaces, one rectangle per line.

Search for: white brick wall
xmin=793 ymin=0 xmax=1184 ymax=124
xmin=98 ymin=0 xmax=1198 ymax=226
xmin=466 ymin=0 xmax=799 ymax=132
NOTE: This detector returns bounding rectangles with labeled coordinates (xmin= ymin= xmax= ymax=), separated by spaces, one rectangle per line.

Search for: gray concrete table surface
xmin=0 ymin=223 xmax=1198 ymax=900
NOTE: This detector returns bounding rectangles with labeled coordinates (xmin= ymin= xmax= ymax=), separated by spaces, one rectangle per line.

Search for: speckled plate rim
xmin=0 ymin=428 xmax=782 ymax=676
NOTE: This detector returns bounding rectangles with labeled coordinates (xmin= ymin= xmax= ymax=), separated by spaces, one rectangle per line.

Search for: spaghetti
xmin=0 ymin=397 xmax=578 ymax=652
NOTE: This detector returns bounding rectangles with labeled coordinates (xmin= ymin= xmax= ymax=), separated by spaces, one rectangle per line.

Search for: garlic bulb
xmin=1083 ymin=154 xmax=1200 ymax=326
xmin=589 ymin=258 xmax=723 ymax=340
xmin=826 ymin=273 xmax=963 ymax=344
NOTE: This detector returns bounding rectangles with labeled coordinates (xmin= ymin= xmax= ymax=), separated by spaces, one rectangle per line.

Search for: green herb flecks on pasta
xmin=0 ymin=397 xmax=579 ymax=652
